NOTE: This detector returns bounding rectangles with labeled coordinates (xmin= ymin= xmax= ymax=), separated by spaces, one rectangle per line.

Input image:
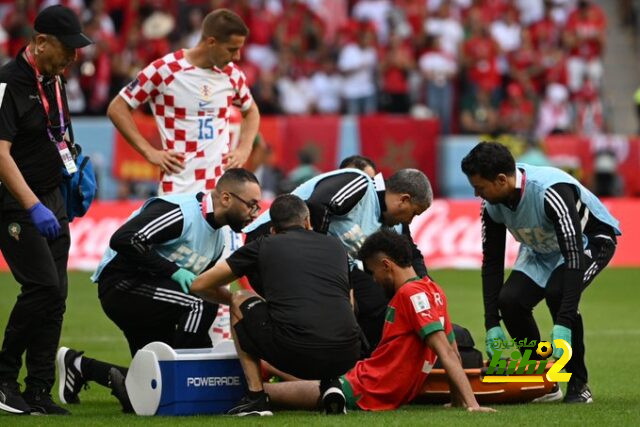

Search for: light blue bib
xmin=92 ymin=194 xmax=225 ymax=282
xmin=244 ymin=169 xmax=382 ymax=262
xmin=485 ymin=163 xmax=621 ymax=287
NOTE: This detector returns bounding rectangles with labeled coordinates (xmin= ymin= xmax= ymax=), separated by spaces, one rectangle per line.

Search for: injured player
xmin=263 ymin=230 xmax=496 ymax=413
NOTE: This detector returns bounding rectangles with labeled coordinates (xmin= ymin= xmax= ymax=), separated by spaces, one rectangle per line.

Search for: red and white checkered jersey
xmin=119 ymin=49 xmax=253 ymax=194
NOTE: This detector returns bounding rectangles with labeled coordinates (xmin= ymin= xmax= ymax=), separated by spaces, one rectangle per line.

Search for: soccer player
xmin=461 ymin=142 xmax=621 ymax=403
xmin=190 ymin=195 xmax=361 ymax=416
xmin=107 ymin=8 xmax=259 ymax=194
xmin=243 ymin=167 xmax=431 ymax=352
xmin=261 ymin=230 xmax=495 ymax=413
xmin=54 ymin=169 xmax=261 ymax=411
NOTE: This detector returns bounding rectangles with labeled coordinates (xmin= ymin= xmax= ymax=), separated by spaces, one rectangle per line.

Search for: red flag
xmin=359 ymin=115 xmax=439 ymax=195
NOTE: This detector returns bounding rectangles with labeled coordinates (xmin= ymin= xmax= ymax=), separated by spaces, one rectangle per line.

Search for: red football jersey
xmin=342 ymin=277 xmax=454 ymax=411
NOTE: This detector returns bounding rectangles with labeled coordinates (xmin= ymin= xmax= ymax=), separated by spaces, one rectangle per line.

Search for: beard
xmin=226 ymin=214 xmax=248 ymax=233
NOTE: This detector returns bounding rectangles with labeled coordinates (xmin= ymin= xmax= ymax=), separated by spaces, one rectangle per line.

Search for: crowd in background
xmin=0 ymin=0 xmax=609 ymax=138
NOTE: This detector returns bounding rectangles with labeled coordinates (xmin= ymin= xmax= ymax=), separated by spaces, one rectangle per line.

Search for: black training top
xmin=227 ymin=226 xmax=361 ymax=351
xmin=481 ymin=181 xmax=617 ymax=330
xmin=0 ymin=48 xmax=69 ymax=195
xmin=246 ymin=171 xmax=429 ymax=277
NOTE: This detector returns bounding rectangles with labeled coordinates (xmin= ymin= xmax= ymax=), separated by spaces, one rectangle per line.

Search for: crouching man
xmin=190 ymin=194 xmax=361 ymax=416
xmin=262 ymin=230 xmax=496 ymax=413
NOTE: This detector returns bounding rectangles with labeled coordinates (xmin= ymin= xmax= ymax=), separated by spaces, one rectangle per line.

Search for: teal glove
xmin=485 ymin=326 xmax=508 ymax=358
xmin=551 ymin=325 xmax=572 ymax=359
xmin=171 ymin=268 xmax=197 ymax=294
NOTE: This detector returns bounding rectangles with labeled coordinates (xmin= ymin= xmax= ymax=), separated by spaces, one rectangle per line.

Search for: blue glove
xmin=551 ymin=325 xmax=572 ymax=359
xmin=171 ymin=268 xmax=197 ymax=294
xmin=28 ymin=202 xmax=60 ymax=239
xmin=486 ymin=326 xmax=508 ymax=358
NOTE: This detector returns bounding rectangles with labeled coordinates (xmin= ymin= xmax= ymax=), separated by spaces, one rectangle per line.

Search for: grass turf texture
xmin=1 ymin=269 xmax=639 ymax=426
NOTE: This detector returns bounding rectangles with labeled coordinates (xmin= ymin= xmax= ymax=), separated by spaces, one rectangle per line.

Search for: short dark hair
xmin=339 ymin=155 xmax=376 ymax=172
xmin=358 ymin=229 xmax=412 ymax=268
xmin=202 ymin=9 xmax=249 ymax=42
xmin=461 ymin=141 xmax=516 ymax=180
xmin=386 ymin=169 xmax=433 ymax=206
xmin=216 ymin=168 xmax=259 ymax=191
xmin=271 ymin=194 xmax=309 ymax=232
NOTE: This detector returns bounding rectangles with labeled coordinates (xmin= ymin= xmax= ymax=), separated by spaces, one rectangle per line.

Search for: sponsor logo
xmin=482 ymin=339 xmax=572 ymax=383
xmin=410 ymin=292 xmax=430 ymax=313
xmin=187 ymin=376 xmax=241 ymax=387
xmin=198 ymin=100 xmax=212 ymax=108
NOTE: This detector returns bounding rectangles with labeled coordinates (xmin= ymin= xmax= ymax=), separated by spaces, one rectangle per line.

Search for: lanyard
xmin=24 ymin=47 xmax=66 ymax=143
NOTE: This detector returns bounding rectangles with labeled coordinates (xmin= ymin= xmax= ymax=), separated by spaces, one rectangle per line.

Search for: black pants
xmin=0 ymin=188 xmax=70 ymax=391
xmin=234 ymin=297 xmax=360 ymax=380
xmin=98 ymin=270 xmax=219 ymax=357
xmin=80 ymin=270 xmax=220 ymax=394
xmin=498 ymin=236 xmax=616 ymax=387
xmin=350 ymin=268 xmax=388 ymax=356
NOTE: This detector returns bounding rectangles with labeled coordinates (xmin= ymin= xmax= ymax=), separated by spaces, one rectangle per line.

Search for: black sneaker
xmin=56 ymin=347 xmax=86 ymax=404
xmin=227 ymin=393 xmax=273 ymax=416
xmin=22 ymin=388 xmax=70 ymax=415
xmin=563 ymin=383 xmax=593 ymax=404
xmin=320 ymin=379 xmax=346 ymax=415
xmin=0 ymin=381 xmax=30 ymax=414
xmin=108 ymin=368 xmax=133 ymax=413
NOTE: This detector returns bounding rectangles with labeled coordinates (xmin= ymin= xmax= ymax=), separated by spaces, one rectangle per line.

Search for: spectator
xmin=244 ymin=1 xmax=278 ymax=72
xmin=491 ymin=6 xmax=522 ymax=75
xmin=462 ymin=20 xmax=501 ymax=97
xmin=252 ymin=70 xmax=282 ymax=115
xmin=515 ymin=0 xmax=544 ymax=26
xmin=425 ymin=0 xmax=464 ymax=57
xmin=338 ymin=25 xmax=378 ymax=115
xmin=182 ymin=6 xmax=204 ymax=48
xmin=539 ymin=42 xmax=569 ymax=88
xmin=574 ymin=80 xmax=605 ymax=135
xmin=380 ymin=33 xmax=414 ymax=114
xmin=529 ymin=0 xmax=562 ymax=50
xmin=309 ymin=56 xmax=343 ymax=114
xmin=352 ymin=0 xmax=393 ymax=44
xmin=460 ymin=85 xmax=499 ymax=134
xmin=535 ymin=83 xmax=573 ymax=138
xmin=419 ymin=36 xmax=457 ymax=134
xmin=499 ymin=83 xmax=535 ymax=135
xmin=564 ymin=0 xmax=606 ymax=91
xmin=276 ymin=49 xmax=314 ymax=115
xmin=508 ymin=30 xmax=540 ymax=98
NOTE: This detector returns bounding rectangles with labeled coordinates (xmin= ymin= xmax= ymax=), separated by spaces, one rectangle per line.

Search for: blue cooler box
xmin=125 ymin=340 xmax=247 ymax=416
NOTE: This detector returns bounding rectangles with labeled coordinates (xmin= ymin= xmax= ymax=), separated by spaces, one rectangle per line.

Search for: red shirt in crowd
xmin=463 ymin=34 xmax=500 ymax=91
xmin=565 ymin=5 xmax=607 ymax=59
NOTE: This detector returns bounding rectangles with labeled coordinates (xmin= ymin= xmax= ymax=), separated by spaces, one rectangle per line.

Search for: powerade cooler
xmin=125 ymin=340 xmax=247 ymax=416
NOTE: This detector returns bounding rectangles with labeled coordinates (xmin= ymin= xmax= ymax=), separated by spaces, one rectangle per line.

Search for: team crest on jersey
xmin=410 ymin=292 xmax=430 ymax=313
xmin=200 ymin=84 xmax=213 ymax=100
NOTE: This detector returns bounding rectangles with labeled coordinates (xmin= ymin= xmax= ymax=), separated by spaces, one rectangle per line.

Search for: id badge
xmin=56 ymin=141 xmax=78 ymax=174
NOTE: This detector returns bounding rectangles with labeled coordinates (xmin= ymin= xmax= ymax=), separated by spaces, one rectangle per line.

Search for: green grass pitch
xmin=1 ymin=269 xmax=639 ymax=426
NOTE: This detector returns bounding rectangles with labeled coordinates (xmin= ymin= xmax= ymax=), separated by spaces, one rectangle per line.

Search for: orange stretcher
xmin=416 ymin=360 xmax=557 ymax=404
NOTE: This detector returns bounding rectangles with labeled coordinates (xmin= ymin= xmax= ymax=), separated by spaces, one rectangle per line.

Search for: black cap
xmin=34 ymin=5 xmax=93 ymax=49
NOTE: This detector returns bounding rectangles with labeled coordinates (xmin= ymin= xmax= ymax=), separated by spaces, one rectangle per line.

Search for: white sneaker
xmin=532 ymin=383 xmax=563 ymax=403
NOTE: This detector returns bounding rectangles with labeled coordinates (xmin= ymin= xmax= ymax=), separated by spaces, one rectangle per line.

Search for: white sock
xmin=73 ymin=356 xmax=83 ymax=374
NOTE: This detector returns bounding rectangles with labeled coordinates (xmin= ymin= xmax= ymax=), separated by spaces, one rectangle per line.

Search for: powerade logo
xmin=186 ymin=376 xmax=242 ymax=387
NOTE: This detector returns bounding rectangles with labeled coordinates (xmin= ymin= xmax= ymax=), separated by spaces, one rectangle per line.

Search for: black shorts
xmin=234 ymin=297 xmax=358 ymax=380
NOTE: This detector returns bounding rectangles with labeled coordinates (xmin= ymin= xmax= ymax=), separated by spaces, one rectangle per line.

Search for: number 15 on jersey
xmin=198 ymin=117 xmax=214 ymax=140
